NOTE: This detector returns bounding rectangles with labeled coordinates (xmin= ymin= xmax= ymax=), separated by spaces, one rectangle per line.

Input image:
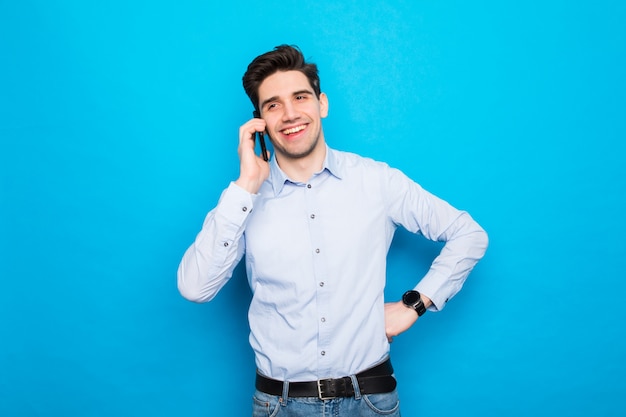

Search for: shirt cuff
xmin=414 ymin=271 xmax=459 ymax=312
xmin=214 ymin=182 xmax=257 ymax=223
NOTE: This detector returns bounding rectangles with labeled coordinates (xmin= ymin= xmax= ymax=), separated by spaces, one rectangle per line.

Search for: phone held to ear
xmin=252 ymin=110 xmax=269 ymax=162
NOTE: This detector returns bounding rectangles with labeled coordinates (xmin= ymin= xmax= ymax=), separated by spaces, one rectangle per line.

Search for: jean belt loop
xmin=280 ymin=380 xmax=289 ymax=406
xmin=349 ymin=374 xmax=362 ymax=400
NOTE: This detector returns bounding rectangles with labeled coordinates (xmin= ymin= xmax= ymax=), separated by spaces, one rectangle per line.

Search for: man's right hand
xmin=235 ymin=117 xmax=271 ymax=194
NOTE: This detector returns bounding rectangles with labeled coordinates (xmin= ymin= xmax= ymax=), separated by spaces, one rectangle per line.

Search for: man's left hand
xmin=384 ymin=294 xmax=432 ymax=342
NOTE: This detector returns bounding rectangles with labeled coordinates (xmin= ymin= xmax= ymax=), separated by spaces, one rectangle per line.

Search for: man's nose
xmin=282 ymin=102 xmax=299 ymax=121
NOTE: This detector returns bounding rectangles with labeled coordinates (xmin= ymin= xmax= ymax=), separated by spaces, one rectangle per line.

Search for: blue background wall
xmin=1 ymin=1 xmax=625 ymax=416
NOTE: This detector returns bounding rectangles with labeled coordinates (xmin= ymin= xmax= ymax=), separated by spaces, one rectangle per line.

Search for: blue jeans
xmin=252 ymin=382 xmax=401 ymax=416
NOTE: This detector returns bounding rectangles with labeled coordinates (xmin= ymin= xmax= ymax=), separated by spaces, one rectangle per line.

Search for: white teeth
xmin=283 ymin=125 xmax=306 ymax=135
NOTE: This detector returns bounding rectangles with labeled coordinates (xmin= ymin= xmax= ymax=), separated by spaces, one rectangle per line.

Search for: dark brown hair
xmin=242 ymin=45 xmax=321 ymax=112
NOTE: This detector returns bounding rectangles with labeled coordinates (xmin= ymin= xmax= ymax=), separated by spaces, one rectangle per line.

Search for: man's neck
xmin=276 ymin=143 xmax=327 ymax=183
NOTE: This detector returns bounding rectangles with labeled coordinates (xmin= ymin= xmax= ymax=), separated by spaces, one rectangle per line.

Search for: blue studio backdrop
xmin=1 ymin=1 xmax=625 ymax=416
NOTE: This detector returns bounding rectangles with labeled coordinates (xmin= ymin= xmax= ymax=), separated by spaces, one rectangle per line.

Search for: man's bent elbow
xmin=178 ymin=281 xmax=207 ymax=303
xmin=475 ymin=227 xmax=489 ymax=259
xmin=177 ymin=266 xmax=213 ymax=303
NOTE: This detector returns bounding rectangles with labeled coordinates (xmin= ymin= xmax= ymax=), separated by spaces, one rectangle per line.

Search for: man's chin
xmin=274 ymin=141 xmax=319 ymax=160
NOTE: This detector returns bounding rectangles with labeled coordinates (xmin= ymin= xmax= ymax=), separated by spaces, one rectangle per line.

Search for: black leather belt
xmin=255 ymin=359 xmax=396 ymax=400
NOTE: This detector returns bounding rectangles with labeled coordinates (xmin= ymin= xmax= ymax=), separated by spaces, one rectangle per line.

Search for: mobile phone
xmin=252 ymin=110 xmax=269 ymax=162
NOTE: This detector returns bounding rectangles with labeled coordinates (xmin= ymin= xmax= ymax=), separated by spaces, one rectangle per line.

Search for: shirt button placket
xmin=306 ymin=179 xmax=331 ymax=374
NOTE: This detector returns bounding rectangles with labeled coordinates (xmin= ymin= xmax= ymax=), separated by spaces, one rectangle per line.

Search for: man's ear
xmin=319 ymin=92 xmax=329 ymax=118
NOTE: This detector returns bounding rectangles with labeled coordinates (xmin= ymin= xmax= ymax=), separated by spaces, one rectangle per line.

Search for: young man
xmin=178 ymin=45 xmax=488 ymax=416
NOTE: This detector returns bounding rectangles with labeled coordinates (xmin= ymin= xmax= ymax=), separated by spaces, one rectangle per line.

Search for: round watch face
xmin=403 ymin=291 xmax=420 ymax=305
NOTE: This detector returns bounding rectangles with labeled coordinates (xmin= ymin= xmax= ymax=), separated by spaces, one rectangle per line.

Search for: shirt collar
xmin=269 ymin=145 xmax=344 ymax=196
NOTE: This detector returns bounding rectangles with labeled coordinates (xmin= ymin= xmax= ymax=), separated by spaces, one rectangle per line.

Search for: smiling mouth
xmin=282 ymin=125 xmax=306 ymax=135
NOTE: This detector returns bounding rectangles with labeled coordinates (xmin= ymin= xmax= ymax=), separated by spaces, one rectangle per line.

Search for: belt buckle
xmin=317 ymin=378 xmax=334 ymax=400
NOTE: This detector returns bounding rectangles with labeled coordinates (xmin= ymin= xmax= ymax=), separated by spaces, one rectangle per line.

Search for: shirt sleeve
xmin=177 ymin=182 xmax=256 ymax=302
xmin=384 ymin=166 xmax=489 ymax=311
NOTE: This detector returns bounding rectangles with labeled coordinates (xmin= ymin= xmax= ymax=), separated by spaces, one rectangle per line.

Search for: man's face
xmin=257 ymin=70 xmax=328 ymax=161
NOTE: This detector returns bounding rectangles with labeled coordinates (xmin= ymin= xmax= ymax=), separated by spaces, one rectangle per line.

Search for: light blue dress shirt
xmin=178 ymin=146 xmax=488 ymax=382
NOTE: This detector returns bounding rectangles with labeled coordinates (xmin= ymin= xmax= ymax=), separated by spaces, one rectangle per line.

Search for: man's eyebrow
xmin=260 ymin=89 xmax=315 ymax=109
xmin=259 ymin=96 xmax=279 ymax=110
xmin=292 ymin=89 xmax=314 ymax=97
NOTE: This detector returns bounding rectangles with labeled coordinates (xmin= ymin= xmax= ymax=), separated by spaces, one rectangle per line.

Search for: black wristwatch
xmin=402 ymin=290 xmax=426 ymax=317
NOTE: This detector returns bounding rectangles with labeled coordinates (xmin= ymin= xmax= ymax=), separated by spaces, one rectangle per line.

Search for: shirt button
xmin=321 ymin=317 xmax=326 ymax=322
xmin=242 ymin=206 xmax=248 ymax=212
xmin=310 ymin=214 xmax=315 ymax=219
xmin=223 ymin=242 xmax=229 ymax=247
xmin=307 ymin=184 xmax=312 ymax=189
xmin=319 ymin=282 xmax=325 ymax=287
xmin=315 ymin=248 xmax=320 ymax=254
xmin=321 ymin=351 xmax=326 ymax=356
